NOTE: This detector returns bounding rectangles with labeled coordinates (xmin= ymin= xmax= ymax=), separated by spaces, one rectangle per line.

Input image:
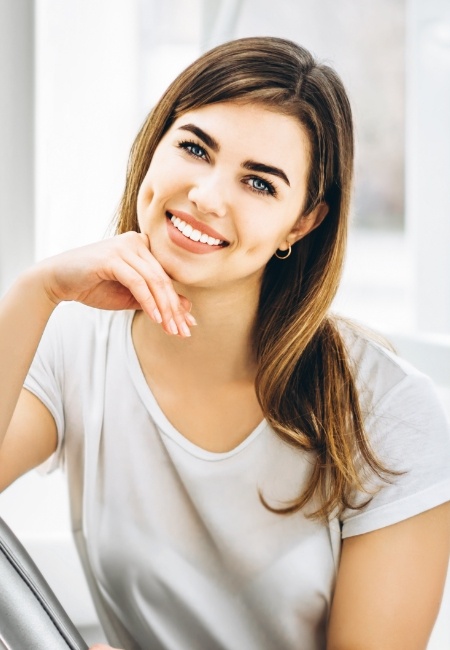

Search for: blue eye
xmin=252 ymin=178 xmax=269 ymax=192
xmin=247 ymin=176 xmax=277 ymax=196
xmin=177 ymin=140 xmax=208 ymax=160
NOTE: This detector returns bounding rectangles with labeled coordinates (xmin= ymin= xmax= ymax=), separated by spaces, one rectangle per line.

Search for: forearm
xmin=0 ymin=232 xmax=197 ymax=451
xmin=0 ymin=269 xmax=57 ymax=447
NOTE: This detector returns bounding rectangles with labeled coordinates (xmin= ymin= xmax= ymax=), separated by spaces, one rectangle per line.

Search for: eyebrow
xmin=178 ymin=124 xmax=220 ymax=152
xmin=178 ymin=123 xmax=291 ymax=187
xmin=242 ymin=160 xmax=290 ymax=187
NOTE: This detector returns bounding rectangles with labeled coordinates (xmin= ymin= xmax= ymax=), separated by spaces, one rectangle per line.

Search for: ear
xmin=287 ymin=202 xmax=329 ymax=245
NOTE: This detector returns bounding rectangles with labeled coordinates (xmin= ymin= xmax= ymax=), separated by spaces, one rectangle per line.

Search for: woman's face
xmin=137 ymin=101 xmax=325 ymax=291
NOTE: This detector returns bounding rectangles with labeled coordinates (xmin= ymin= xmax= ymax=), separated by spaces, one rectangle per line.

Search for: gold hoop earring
xmin=274 ymin=243 xmax=292 ymax=260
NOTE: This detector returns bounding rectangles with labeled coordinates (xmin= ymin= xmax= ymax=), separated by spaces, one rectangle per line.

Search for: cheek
xmin=138 ymin=158 xmax=181 ymax=210
xmin=137 ymin=166 xmax=162 ymax=211
xmin=136 ymin=183 xmax=155 ymax=234
xmin=241 ymin=208 xmax=295 ymax=249
xmin=240 ymin=228 xmax=282 ymax=258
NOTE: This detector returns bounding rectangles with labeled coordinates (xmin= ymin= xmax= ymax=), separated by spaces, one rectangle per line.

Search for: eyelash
xmin=246 ymin=176 xmax=277 ymax=197
xmin=177 ymin=139 xmax=209 ymax=161
xmin=176 ymin=139 xmax=278 ymax=198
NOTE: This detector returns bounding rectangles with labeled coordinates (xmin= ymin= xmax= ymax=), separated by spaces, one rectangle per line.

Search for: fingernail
xmin=168 ymin=318 xmax=178 ymax=335
xmin=179 ymin=322 xmax=191 ymax=337
xmin=153 ymin=308 xmax=162 ymax=323
xmin=185 ymin=313 xmax=197 ymax=326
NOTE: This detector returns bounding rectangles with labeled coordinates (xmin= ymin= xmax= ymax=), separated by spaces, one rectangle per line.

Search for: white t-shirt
xmin=25 ymin=303 xmax=450 ymax=650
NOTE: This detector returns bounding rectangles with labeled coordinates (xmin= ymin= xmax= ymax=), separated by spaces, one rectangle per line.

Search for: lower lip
xmin=166 ymin=218 xmax=226 ymax=255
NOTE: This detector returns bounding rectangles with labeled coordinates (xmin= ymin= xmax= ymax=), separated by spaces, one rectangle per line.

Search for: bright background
xmin=0 ymin=0 xmax=449 ymax=646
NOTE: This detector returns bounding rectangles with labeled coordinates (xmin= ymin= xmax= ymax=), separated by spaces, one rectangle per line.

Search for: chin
xmin=156 ymin=256 xmax=200 ymax=287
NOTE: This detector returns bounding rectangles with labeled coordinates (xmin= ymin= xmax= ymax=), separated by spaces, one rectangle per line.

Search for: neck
xmin=134 ymin=281 xmax=261 ymax=382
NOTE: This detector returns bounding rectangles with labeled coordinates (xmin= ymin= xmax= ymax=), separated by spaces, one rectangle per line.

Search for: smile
xmin=169 ymin=214 xmax=227 ymax=247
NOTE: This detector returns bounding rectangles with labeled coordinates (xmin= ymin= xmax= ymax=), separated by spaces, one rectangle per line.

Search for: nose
xmin=187 ymin=171 xmax=228 ymax=218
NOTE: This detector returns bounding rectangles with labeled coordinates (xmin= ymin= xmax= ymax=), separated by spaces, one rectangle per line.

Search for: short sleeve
xmin=23 ymin=308 xmax=66 ymax=473
xmin=341 ymin=372 xmax=450 ymax=538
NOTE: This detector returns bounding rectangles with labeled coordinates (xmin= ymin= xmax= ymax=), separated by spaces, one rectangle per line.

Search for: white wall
xmin=0 ymin=0 xmax=34 ymax=292
xmin=406 ymin=0 xmax=450 ymax=334
xmin=34 ymin=0 xmax=141 ymax=259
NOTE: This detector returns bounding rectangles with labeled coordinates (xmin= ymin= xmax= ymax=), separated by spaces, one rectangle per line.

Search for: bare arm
xmin=0 ymin=232 xmax=194 ymax=491
xmin=327 ymin=502 xmax=450 ymax=650
xmin=0 ymin=272 xmax=58 ymax=482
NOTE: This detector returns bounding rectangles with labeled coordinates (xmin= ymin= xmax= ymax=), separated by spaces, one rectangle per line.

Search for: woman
xmin=0 ymin=37 xmax=449 ymax=650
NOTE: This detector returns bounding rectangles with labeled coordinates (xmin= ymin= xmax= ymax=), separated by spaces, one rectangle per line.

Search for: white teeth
xmin=170 ymin=215 xmax=224 ymax=246
xmin=182 ymin=223 xmax=193 ymax=237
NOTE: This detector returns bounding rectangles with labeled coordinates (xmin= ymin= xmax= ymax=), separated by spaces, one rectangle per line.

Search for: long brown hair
xmin=116 ymin=37 xmax=392 ymax=520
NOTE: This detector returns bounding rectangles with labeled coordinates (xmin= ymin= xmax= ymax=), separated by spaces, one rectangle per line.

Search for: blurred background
xmin=0 ymin=0 xmax=449 ymax=647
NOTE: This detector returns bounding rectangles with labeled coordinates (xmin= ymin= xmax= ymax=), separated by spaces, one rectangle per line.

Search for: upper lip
xmin=167 ymin=209 xmax=229 ymax=243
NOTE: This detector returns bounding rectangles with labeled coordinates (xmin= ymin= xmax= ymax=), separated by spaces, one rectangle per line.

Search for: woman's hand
xmin=35 ymin=232 xmax=195 ymax=337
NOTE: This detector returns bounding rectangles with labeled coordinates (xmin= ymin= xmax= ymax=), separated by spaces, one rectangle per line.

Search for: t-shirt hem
xmin=23 ymin=380 xmax=64 ymax=474
xmin=341 ymin=479 xmax=450 ymax=538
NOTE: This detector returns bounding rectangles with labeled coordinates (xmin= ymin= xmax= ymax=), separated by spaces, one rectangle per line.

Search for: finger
xmin=116 ymin=233 xmax=194 ymax=337
xmin=177 ymin=295 xmax=197 ymax=327
xmin=126 ymin=248 xmax=193 ymax=337
xmin=109 ymin=254 xmax=193 ymax=337
xmin=178 ymin=294 xmax=192 ymax=312
xmin=107 ymin=258 xmax=161 ymax=324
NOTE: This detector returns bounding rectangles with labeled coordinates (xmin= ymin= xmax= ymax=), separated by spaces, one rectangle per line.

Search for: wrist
xmin=13 ymin=266 xmax=61 ymax=315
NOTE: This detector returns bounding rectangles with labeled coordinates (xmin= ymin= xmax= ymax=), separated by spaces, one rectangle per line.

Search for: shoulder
xmin=39 ymin=303 xmax=134 ymax=367
xmin=46 ymin=302 xmax=132 ymax=340
xmin=335 ymin=319 xmax=450 ymax=536
xmin=335 ymin=318 xmax=435 ymax=414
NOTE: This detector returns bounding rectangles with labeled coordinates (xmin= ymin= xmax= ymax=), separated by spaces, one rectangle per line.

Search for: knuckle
xmin=117 ymin=230 xmax=139 ymax=251
xmin=139 ymin=292 xmax=155 ymax=306
xmin=150 ymin=274 xmax=169 ymax=292
xmin=122 ymin=230 xmax=138 ymax=242
xmin=133 ymin=275 xmax=147 ymax=289
xmin=171 ymin=303 xmax=185 ymax=318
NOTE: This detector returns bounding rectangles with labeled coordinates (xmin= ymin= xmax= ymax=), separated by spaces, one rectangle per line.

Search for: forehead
xmin=169 ymin=102 xmax=310 ymax=183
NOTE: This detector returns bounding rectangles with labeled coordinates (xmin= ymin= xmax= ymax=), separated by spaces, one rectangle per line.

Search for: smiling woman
xmin=134 ymin=101 xmax=321 ymax=290
xmin=0 ymin=36 xmax=449 ymax=650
